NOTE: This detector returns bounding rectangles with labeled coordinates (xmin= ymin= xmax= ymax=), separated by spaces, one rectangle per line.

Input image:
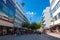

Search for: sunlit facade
xmin=50 ymin=0 xmax=60 ymax=32
xmin=14 ymin=3 xmax=28 ymax=28
xmin=42 ymin=7 xmax=51 ymax=29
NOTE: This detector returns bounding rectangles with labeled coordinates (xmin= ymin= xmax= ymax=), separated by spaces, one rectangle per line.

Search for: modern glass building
xmin=0 ymin=0 xmax=16 ymax=35
xmin=0 ymin=0 xmax=28 ymax=35
xmin=0 ymin=0 xmax=15 ymax=21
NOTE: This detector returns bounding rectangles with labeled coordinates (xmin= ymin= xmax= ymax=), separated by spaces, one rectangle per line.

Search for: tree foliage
xmin=22 ymin=22 xmax=30 ymax=28
xmin=22 ymin=22 xmax=42 ymax=30
xmin=29 ymin=22 xmax=41 ymax=30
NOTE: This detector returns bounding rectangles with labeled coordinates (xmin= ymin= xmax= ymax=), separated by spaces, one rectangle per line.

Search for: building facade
xmin=42 ymin=7 xmax=51 ymax=29
xmin=0 ymin=0 xmax=28 ymax=35
xmin=0 ymin=0 xmax=16 ymax=35
xmin=50 ymin=0 xmax=60 ymax=33
xmin=14 ymin=3 xmax=28 ymax=29
xmin=40 ymin=15 xmax=44 ymax=28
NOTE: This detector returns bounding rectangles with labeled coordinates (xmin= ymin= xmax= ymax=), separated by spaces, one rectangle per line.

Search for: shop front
xmin=50 ymin=24 xmax=60 ymax=33
xmin=0 ymin=18 xmax=14 ymax=35
xmin=0 ymin=26 xmax=3 ymax=36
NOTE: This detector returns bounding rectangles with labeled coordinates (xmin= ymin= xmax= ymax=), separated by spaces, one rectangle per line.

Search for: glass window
xmin=43 ymin=20 xmax=45 ymax=23
xmin=43 ymin=24 xmax=46 ymax=27
xmin=52 ymin=1 xmax=60 ymax=13
xmin=58 ymin=13 xmax=60 ymax=19
xmin=3 ymin=16 xmax=8 ymax=19
xmin=2 ymin=3 xmax=9 ymax=16
xmin=3 ymin=0 xmax=6 ymax=3
xmin=54 ymin=16 xmax=57 ymax=20
xmin=9 ymin=9 xmax=14 ymax=16
xmin=0 ymin=1 xmax=3 ymax=11
xmin=0 ymin=15 xmax=2 ymax=18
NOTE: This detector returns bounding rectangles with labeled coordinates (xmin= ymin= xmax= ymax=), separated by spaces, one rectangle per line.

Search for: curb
xmin=46 ymin=33 xmax=60 ymax=38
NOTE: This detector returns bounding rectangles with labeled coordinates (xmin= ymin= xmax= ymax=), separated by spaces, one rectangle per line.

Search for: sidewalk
xmin=46 ymin=32 xmax=60 ymax=38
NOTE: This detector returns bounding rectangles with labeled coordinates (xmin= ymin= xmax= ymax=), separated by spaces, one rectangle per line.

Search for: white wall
xmin=51 ymin=0 xmax=59 ymax=10
xmin=50 ymin=0 xmax=60 ymax=26
xmin=50 ymin=0 xmax=53 ymax=4
xmin=53 ymin=7 xmax=60 ymax=17
xmin=43 ymin=7 xmax=51 ymax=28
xmin=51 ymin=7 xmax=60 ymax=25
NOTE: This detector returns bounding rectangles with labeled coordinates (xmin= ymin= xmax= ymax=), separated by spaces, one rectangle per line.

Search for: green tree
xmin=36 ymin=22 xmax=42 ymax=29
xmin=30 ymin=22 xmax=41 ymax=30
xmin=22 ymin=22 xmax=30 ymax=28
xmin=22 ymin=22 xmax=42 ymax=30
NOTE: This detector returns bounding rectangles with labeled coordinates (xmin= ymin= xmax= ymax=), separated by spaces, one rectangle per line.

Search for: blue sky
xmin=15 ymin=0 xmax=50 ymax=23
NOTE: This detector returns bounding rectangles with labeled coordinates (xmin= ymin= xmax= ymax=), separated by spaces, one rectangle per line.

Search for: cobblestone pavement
xmin=0 ymin=34 xmax=60 ymax=40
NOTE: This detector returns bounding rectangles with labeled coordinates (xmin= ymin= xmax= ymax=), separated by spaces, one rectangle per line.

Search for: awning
xmin=0 ymin=18 xmax=14 ymax=27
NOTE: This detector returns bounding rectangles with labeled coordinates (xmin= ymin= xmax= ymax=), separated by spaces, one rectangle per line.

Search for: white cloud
xmin=26 ymin=11 xmax=35 ymax=16
xmin=25 ymin=11 xmax=36 ymax=21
